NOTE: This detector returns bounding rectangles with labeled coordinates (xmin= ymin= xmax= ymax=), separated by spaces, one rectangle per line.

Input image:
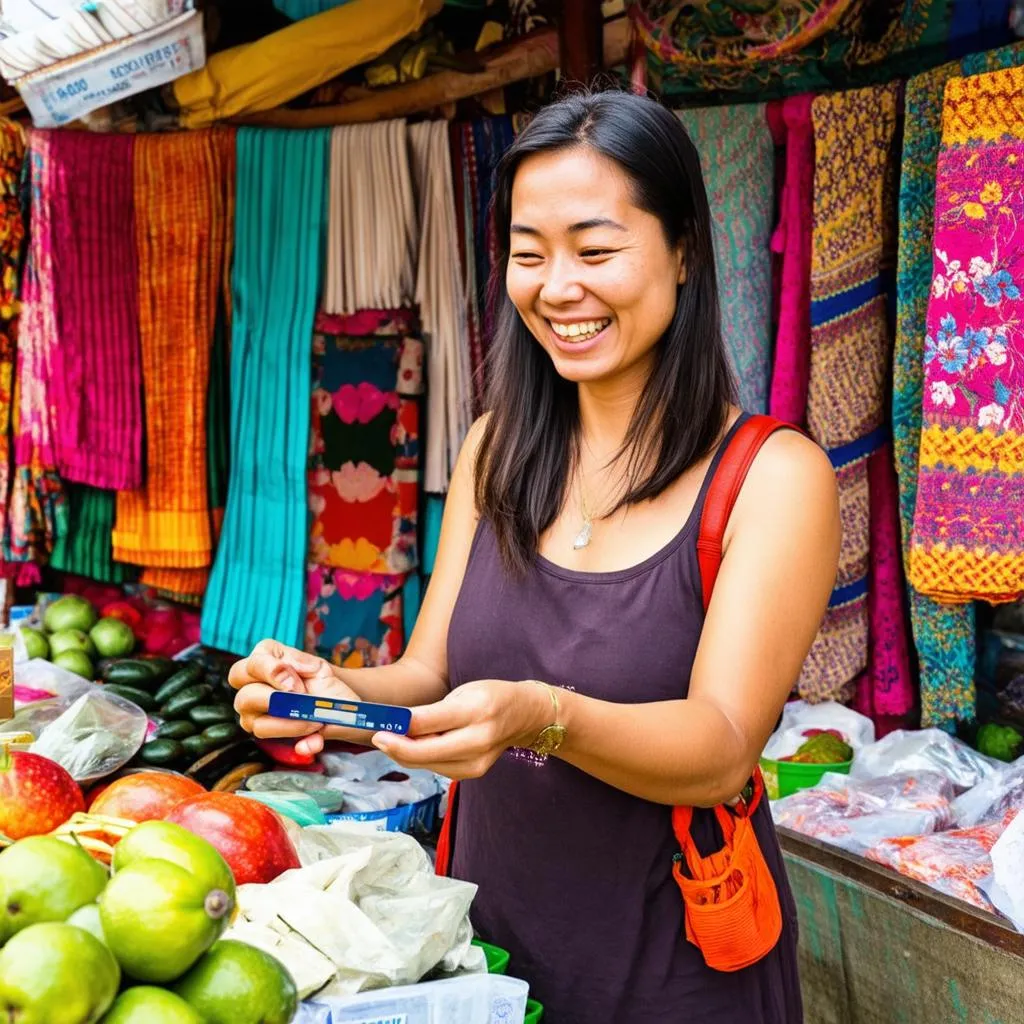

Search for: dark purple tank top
xmin=446 ymin=417 xmax=803 ymax=1024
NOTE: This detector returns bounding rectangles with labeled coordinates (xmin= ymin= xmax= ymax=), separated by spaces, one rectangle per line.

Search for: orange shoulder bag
xmin=435 ymin=414 xmax=789 ymax=973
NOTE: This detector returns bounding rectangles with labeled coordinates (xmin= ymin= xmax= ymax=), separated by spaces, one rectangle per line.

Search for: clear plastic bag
xmin=953 ymin=756 xmax=1024 ymax=828
xmin=771 ymin=771 xmax=956 ymax=854
xmin=318 ymin=751 xmax=442 ymax=813
xmin=11 ymin=657 xmax=91 ymax=709
xmin=850 ymin=728 xmax=998 ymax=793
xmin=762 ymin=700 xmax=876 ymax=761
xmin=25 ymin=688 xmax=148 ymax=783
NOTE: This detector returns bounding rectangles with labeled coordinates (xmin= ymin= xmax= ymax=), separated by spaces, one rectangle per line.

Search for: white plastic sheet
xmin=762 ymin=700 xmax=875 ymax=761
xmin=850 ymin=728 xmax=998 ymax=793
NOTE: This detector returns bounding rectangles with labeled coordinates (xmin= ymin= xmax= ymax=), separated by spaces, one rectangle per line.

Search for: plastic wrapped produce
xmin=850 ymin=729 xmax=998 ymax=792
xmin=771 ymin=771 xmax=956 ymax=854
xmin=953 ymin=757 xmax=1024 ymax=827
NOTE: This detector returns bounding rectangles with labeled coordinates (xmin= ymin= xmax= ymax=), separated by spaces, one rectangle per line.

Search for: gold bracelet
xmin=527 ymin=682 xmax=567 ymax=756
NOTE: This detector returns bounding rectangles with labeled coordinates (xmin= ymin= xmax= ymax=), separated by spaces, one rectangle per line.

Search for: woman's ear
xmin=677 ymin=242 xmax=687 ymax=286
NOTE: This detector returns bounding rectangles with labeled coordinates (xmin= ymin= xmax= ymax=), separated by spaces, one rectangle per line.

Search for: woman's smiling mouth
xmin=547 ymin=318 xmax=612 ymax=351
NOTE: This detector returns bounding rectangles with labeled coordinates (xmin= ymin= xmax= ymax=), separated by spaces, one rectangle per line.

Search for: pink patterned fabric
xmin=854 ymin=444 xmax=914 ymax=719
xmin=767 ymin=94 xmax=815 ymax=427
xmin=49 ymin=132 xmax=142 ymax=491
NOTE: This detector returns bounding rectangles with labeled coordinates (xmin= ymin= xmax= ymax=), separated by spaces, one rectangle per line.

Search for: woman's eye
xmin=580 ymin=248 xmax=614 ymax=258
xmin=511 ymin=252 xmax=543 ymax=263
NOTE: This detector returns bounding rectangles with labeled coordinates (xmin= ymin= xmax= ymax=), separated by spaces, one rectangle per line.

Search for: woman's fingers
xmin=250 ymin=714 xmax=323 ymax=740
xmin=228 ymin=639 xmax=324 ymax=691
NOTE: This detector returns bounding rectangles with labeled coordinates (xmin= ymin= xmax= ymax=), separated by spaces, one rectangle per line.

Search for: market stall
xmin=2 ymin=0 xmax=1024 ymax=1021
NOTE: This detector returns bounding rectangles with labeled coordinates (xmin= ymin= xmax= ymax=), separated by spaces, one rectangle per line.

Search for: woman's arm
xmin=230 ymin=417 xmax=487 ymax=751
xmin=374 ymin=431 xmax=841 ymax=807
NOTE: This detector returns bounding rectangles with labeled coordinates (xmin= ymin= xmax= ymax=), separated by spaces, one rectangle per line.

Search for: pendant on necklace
xmin=573 ymin=520 xmax=592 ymax=550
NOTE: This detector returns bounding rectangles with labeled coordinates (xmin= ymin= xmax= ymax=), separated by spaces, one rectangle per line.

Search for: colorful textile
xmin=306 ymin=566 xmax=404 ymax=667
xmin=172 ymin=0 xmax=440 ymax=128
xmin=7 ymin=130 xmax=66 ymax=565
xmin=629 ymin=0 xmax=948 ymax=101
xmin=0 ymin=120 xmax=25 ymax=551
xmin=799 ymin=84 xmax=899 ymax=701
xmin=203 ymin=127 xmax=330 ymax=655
xmin=309 ymin=309 xmax=423 ymax=575
xmin=48 ymin=132 xmax=142 ymax=491
xmin=767 ymin=95 xmax=814 ymax=427
xmin=273 ymin=0 xmax=356 ymax=18
xmin=113 ymin=130 xmax=235 ymax=570
xmin=51 ymin=486 xmax=133 ymax=586
xmin=852 ymin=445 xmax=914 ymax=720
xmin=677 ymin=104 xmax=773 ymax=413
xmin=910 ymin=66 xmax=1024 ymax=604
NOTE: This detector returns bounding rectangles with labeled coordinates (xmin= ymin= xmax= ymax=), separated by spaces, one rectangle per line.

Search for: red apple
xmin=88 ymin=771 xmax=205 ymax=823
xmin=0 ymin=751 xmax=84 ymax=840
xmin=167 ymin=792 xmax=300 ymax=885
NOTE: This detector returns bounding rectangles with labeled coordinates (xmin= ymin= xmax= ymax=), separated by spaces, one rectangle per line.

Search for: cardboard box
xmin=0 ymin=644 xmax=12 ymax=723
xmin=15 ymin=9 xmax=204 ymax=128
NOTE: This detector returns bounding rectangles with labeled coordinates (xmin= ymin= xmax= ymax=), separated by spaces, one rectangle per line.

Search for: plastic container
xmin=473 ymin=939 xmax=510 ymax=976
xmin=524 ymin=999 xmax=544 ymax=1023
xmin=760 ymin=755 xmax=854 ymax=800
xmin=304 ymin=973 xmax=529 ymax=1024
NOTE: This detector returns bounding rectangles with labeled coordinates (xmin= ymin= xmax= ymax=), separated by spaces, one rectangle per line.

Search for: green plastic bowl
xmin=472 ymin=938 xmax=510 ymax=976
xmin=525 ymin=999 xmax=544 ymax=1023
xmin=760 ymin=755 xmax=853 ymax=800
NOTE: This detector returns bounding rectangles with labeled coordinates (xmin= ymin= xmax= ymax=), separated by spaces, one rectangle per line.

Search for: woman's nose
xmin=539 ymin=257 xmax=586 ymax=305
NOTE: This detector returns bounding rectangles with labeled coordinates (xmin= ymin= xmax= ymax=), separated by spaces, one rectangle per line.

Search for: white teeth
xmin=550 ymin=319 xmax=610 ymax=341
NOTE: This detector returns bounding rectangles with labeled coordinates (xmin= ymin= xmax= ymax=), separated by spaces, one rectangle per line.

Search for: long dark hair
xmin=475 ymin=90 xmax=735 ymax=576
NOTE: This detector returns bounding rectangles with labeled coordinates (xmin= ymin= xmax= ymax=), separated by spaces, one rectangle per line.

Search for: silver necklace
xmin=573 ymin=473 xmax=593 ymax=550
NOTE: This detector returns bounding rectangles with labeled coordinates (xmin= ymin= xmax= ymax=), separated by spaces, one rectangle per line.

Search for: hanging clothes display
xmin=203 ymin=127 xmax=330 ymax=655
xmin=677 ymin=104 xmax=773 ymax=413
xmin=410 ymin=119 xmax=473 ymax=494
xmin=767 ymin=94 xmax=814 ymax=427
xmin=171 ymin=0 xmax=442 ymax=128
xmin=48 ymin=132 xmax=142 ymax=492
xmin=309 ymin=309 xmax=423 ymax=575
xmin=910 ymin=65 xmax=1024 ymax=604
xmin=113 ymin=129 xmax=235 ymax=571
xmin=51 ymin=485 xmax=132 ymax=585
xmin=0 ymin=119 xmax=25 ymax=555
xmin=305 ymin=566 xmax=405 ymax=667
xmin=7 ymin=130 xmax=66 ymax=566
xmin=323 ymin=121 xmax=417 ymax=318
xmin=799 ymin=83 xmax=899 ymax=702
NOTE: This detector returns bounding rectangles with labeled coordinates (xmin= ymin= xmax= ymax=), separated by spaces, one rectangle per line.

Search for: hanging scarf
xmin=7 ymin=130 xmax=67 ymax=565
xmin=799 ymin=83 xmax=899 ymax=702
xmin=113 ymin=129 xmax=235 ymax=570
xmin=910 ymin=65 xmax=1024 ymax=604
xmin=203 ymin=127 xmax=330 ymax=655
xmin=677 ymin=104 xmax=773 ymax=413
xmin=0 ymin=120 xmax=25 ymax=552
xmin=48 ymin=132 xmax=142 ymax=491
xmin=309 ymin=309 xmax=423 ymax=576
xmin=767 ymin=94 xmax=814 ymax=426
xmin=51 ymin=485 xmax=133 ymax=585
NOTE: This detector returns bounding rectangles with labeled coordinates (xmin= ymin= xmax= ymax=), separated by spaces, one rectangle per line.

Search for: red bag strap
xmin=697 ymin=415 xmax=791 ymax=612
xmin=437 ymin=415 xmax=791 ymax=877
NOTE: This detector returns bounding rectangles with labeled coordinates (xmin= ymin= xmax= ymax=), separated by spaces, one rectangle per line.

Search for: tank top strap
xmin=683 ymin=411 xmax=753 ymax=544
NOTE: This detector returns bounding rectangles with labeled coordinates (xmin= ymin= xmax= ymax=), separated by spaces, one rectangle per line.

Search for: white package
xmin=850 ymin=728 xmax=998 ymax=793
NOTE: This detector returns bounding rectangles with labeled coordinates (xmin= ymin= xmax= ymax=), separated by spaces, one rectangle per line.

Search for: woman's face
xmin=506 ymin=146 xmax=685 ymax=387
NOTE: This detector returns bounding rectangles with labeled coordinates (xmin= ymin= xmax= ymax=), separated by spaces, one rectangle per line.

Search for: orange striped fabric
xmin=113 ymin=129 xmax=235 ymax=569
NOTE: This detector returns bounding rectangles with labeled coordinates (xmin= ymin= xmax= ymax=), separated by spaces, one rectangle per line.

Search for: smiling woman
xmin=230 ymin=90 xmax=840 ymax=1024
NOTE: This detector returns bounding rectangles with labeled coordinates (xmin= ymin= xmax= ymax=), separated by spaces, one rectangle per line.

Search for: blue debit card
xmin=267 ymin=692 xmax=412 ymax=734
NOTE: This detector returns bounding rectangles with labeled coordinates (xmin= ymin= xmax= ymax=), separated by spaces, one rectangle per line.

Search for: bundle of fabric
xmin=171 ymin=0 xmax=442 ymax=128
xmin=113 ymin=129 xmax=235 ymax=577
xmin=51 ymin=486 xmax=133 ymax=585
xmin=629 ymin=0 xmax=952 ymax=101
xmin=203 ymin=127 xmax=330 ymax=655
xmin=7 ymin=130 xmax=66 ymax=567
xmin=767 ymin=94 xmax=814 ymax=426
xmin=799 ymin=84 xmax=900 ymax=703
xmin=0 ymin=119 xmax=25 ymax=556
xmin=323 ymin=120 xmax=417 ymax=317
xmin=306 ymin=567 xmax=405 ymax=667
xmin=450 ymin=116 xmax=515 ymax=415
xmin=46 ymin=131 xmax=143 ymax=492
xmin=309 ymin=309 xmax=423 ymax=576
xmin=677 ymin=104 xmax=773 ymax=413
xmin=910 ymin=65 xmax=1024 ymax=605
xmin=410 ymin=120 xmax=472 ymax=494
xmin=893 ymin=44 xmax=1024 ymax=729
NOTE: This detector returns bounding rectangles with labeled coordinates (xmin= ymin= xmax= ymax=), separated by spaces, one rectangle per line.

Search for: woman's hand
xmin=372 ymin=679 xmax=549 ymax=780
xmin=228 ymin=640 xmax=360 ymax=755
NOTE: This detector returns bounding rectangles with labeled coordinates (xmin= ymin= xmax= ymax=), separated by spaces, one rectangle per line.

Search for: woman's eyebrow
xmin=510 ymin=217 xmax=628 ymax=235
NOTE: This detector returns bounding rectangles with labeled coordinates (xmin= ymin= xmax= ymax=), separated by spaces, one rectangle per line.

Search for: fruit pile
xmin=0 ymin=758 xmax=303 ymax=1022
xmin=20 ymin=595 xmax=137 ymax=681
